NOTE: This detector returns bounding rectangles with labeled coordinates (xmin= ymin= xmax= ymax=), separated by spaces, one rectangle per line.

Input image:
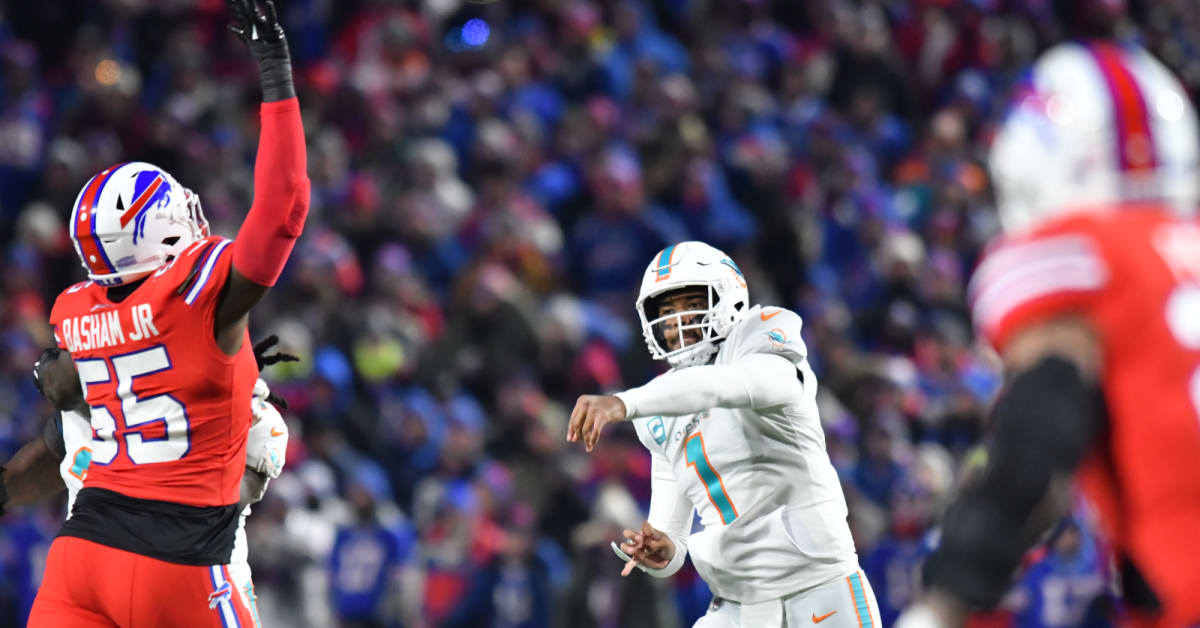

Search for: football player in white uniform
xmin=9 ymin=341 xmax=291 ymax=627
xmin=568 ymin=241 xmax=883 ymax=627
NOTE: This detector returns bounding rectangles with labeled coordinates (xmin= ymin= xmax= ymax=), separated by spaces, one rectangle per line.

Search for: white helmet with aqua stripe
xmin=636 ymin=241 xmax=750 ymax=368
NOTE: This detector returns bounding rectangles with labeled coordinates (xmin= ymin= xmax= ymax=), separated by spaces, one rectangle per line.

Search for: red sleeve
xmin=232 ymin=98 xmax=310 ymax=286
xmin=969 ymin=226 xmax=1110 ymax=352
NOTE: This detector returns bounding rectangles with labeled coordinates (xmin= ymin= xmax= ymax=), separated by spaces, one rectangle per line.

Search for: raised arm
xmin=568 ymin=353 xmax=801 ymax=451
xmin=616 ymin=353 xmax=800 ymax=419
xmin=215 ymin=0 xmax=310 ymax=354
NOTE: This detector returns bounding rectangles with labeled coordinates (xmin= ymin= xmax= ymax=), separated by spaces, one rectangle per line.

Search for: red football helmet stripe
xmin=118 ymin=174 xmax=164 ymax=228
xmin=73 ymin=167 xmax=121 ymax=276
xmin=1089 ymin=43 xmax=1158 ymax=174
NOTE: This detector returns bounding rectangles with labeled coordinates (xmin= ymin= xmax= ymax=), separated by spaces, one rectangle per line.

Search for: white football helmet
xmin=68 ymin=162 xmax=209 ymax=286
xmin=990 ymin=41 xmax=1199 ymax=233
xmin=636 ymin=241 xmax=749 ymax=368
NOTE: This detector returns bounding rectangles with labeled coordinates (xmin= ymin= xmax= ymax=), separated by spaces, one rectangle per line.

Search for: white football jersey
xmin=58 ymin=410 xmax=94 ymax=517
xmin=229 ymin=393 xmax=288 ymax=587
xmin=631 ymin=305 xmax=858 ymax=603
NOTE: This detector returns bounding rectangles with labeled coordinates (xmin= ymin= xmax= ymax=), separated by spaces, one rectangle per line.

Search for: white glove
xmin=252 ymin=377 xmax=272 ymax=406
xmin=246 ymin=379 xmax=288 ymax=478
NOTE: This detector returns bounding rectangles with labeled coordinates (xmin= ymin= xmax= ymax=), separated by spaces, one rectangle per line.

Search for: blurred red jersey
xmin=970 ymin=207 xmax=1200 ymax=626
xmin=49 ymin=235 xmax=257 ymax=508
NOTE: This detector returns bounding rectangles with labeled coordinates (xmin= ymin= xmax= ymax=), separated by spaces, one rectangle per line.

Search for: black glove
xmin=252 ymin=335 xmax=298 ymax=409
xmin=228 ymin=0 xmax=295 ymax=102
xmin=253 ymin=335 xmax=299 ymax=371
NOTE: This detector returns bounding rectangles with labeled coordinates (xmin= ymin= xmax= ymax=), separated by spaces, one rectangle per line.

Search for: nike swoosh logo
xmin=270 ymin=427 xmax=285 ymax=437
xmin=760 ymin=309 xmax=781 ymax=321
xmin=813 ymin=611 xmax=837 ymax=623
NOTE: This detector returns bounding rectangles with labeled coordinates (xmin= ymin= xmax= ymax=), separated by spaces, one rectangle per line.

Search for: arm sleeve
xmin=615 ymin=353 xmax=802 ymax=419
xmin=923 ymin=357 xmax=1104 ymax=607
xmin=969 ymin=231 xmax=1108 ymax=351
xmin=642 ymin=450 xmax=694 ymax=578
xmin=231 ymin=98 xmax=310 ymax=286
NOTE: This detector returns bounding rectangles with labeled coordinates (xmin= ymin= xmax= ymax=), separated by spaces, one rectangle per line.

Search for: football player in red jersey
xmin=23 ymin=1 xmax=309 ymax=625
xmin=899 ymin=21 xmax=1200 ymax=628
xmin=1 ymin=338 xmax=292 ymax=516
xmin=4 ymin=339 xmax=294 ymax=625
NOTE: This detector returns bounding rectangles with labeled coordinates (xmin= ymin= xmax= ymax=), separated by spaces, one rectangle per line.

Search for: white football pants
xmin=693 ymin=569 xmax=882 ymax=628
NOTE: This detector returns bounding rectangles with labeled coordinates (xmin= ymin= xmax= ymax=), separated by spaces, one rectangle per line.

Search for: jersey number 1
xmin=685 ymin=432 xmax=738 ymax=524
xmin=75 ymin=345 xmax=190 ymax=465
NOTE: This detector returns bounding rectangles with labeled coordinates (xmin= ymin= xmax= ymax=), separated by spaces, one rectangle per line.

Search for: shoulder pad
xmin=722 ymin=305 xmax=808 ymax=367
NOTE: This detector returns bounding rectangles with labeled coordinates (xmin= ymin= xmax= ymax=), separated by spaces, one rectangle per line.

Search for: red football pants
xmin=28 ymin=536 xmax=254 ymax=627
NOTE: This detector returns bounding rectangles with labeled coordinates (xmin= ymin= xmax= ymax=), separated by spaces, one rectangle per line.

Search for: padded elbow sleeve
xmin=924 ymin=356 xmax=1105 ymax=607
xmin=232 ymin=99 xmax=309 ymax=286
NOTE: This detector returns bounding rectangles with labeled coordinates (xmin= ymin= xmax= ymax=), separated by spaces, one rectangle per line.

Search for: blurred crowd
xmin=1 ymin=1 xmax=1199 ymax=626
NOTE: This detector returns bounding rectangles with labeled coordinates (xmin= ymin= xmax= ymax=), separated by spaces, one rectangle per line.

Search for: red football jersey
xmin=969 ymin=207 xmax=1200 ymax=626
xmin=49 ymin=235 xmax=257 ymax=508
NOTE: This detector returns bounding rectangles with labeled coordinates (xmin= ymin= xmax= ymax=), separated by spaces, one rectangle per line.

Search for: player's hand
xmin=617 ymin=522 xmax=674 ymax=576
xmin=228 ymin=0 xmax=285 ymax=46
xmin=227 ymin=0 xmax=294 ymax=102
xmin=251 ymin=335 xmax=296 ymax=409
xmin=566 ymin=394 xmax=627 ymax=452
xmin=253 ymin=335 xmax=299 ymax=371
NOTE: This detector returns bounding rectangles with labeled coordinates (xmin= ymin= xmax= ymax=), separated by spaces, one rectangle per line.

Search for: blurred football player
xmin=898 ymin=35 xmax=1200 ymax=628
xmin=568 ymin=241 xmax=882 ymax=627
xmin=23 ymin=1 xmax=309 ymax=625
xmin=5 ymin=341 xmax=292 ymax=626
